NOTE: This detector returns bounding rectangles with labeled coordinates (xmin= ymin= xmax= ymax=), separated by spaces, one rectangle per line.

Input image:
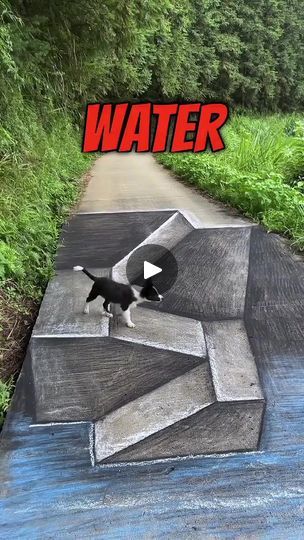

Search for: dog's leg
xmin=83 ymin=302 xmax=90 ymax=314
xmin=121 ymin=306 xmax=135 ymax=328
xmin=102 ymin=299 xmax=113 ymax=318
xmin=84 ymin=286 xmax=99 ymax=314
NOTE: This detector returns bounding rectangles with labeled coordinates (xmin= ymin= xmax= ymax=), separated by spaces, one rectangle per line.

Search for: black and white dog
xmin=73 ymin=266 xmax=163 ymax=328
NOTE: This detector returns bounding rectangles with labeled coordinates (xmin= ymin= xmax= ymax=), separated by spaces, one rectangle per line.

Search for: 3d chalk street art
xmin=1 ymin=198 xmax=303 ymax=536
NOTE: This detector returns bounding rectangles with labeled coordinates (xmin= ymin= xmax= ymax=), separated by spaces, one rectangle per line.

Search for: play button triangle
xmin=144 ymin=261 xmax=162 ymax=280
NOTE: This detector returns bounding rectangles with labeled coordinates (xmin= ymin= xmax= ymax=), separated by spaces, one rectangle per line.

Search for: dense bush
xmin=0 ymin=115 xmax=91 ymax=289
xmin=156 ymin=115 xmax=304 ymax=248
xmin=0 ymin=1 xmax=91 ymax=290
xmin=1 ymin=0 xmax=304 ymax=113
xmin=0 ymin=1 xmax=92 ymax=421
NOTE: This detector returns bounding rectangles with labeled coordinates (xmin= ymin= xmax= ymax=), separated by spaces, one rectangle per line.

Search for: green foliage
xmin=0 ymin=1 xmax=92 ymax=400
xmin=0 ymin=114 xmax=91 ymax=290
xmin=1 ymin=0 xmax=303 ymax=110
xmin=156 ymin=114 xmax=304 ymax=249
xmin=0 ymin=377 xmax=13 ymax=426
xmin=0 ymin=1 xmax=93 ymax=292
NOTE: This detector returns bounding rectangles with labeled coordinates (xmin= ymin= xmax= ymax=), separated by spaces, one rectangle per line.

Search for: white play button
xmin=144 ymin=260 xmax=162 ymax=280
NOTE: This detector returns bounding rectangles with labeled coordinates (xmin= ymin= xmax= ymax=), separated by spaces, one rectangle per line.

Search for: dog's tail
xmin=73 ymin=266 xmax=97 ymax=281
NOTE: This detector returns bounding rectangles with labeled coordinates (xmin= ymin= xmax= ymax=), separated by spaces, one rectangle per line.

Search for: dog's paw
xmin=126 ymin=322 xmax=135 ymax=328
xmin=83 ymin=307 xmax=89 ymax=314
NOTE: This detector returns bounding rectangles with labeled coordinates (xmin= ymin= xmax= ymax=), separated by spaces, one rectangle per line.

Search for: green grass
xmin=0 ymin=377 xmax=14 ymax=426
xmin=0 ymin=110 xmax=92 ymax=292
xmin=0 ymin=105 xmax=93 ymax=426
xmin=156 ymin=114 xmax=304 ymax=248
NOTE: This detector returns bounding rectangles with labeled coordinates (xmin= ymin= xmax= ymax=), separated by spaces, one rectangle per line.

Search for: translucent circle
xmin=126 ymin=244 xmax=178 ymax=294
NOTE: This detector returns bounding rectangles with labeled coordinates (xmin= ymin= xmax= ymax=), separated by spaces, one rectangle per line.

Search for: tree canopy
xmin=1 ymin=0 xmax=304 ymax=124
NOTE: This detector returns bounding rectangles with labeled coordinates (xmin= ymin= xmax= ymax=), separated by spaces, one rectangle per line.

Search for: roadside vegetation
xmin=0 ymin=116 xmax=91 ymax=406
xmin=157 ymin=115 xmax=304 ymax=249
xmin=1 ymin=0 xmax=303 ymax=424
xmin=0 ymin=377 xmax=13 ymax=425
xmin=0 ymin=2 xmax=93 ymax=423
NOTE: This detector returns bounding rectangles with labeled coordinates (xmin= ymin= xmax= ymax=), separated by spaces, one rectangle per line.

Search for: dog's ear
xmin=140 ymin=277 xmax=153 ymax=297
xmin=144 ymin=277 xmax=154 ymax=290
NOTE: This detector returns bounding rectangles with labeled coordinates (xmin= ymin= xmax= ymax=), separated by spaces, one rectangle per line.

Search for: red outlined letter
xmin=82 ymin=103 xmax=128 ymax=152
xmin=171 ymin=104 xmax=201 ymax=152
xmin=194 ymin=103 xmax=228 ymax=152
xmin=152 ymin=104 xmax=178 ymax=152
xmin=119 ymin=103 xmax=151 ymax=152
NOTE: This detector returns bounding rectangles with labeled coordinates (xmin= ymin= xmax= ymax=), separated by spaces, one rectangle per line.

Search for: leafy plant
xmin=156 ymin=114 xmax=304 ymax=249
xmin=0 ymin=377 xmax=14 ymax=426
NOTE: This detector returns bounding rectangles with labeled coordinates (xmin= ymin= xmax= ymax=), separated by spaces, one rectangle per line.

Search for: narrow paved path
xmin=80 ymin=153 xmax=249 ymax=226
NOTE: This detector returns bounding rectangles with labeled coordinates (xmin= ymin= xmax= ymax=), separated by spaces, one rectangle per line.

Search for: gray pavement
xmin=79 ymin=153 xmax=250 ymax=227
